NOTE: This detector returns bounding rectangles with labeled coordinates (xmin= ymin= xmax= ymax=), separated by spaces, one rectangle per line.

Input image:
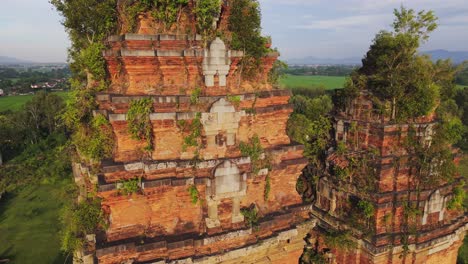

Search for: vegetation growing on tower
xmin=127 ymin=98 xmax=154 ymax=151
xmin=228 ymin=0 xmax=269 ymax=79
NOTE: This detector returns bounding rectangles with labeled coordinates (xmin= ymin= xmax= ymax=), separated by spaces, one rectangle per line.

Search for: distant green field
xmin=279 ymin=75 xmax=346 ymax=90
xmin=456 ymin=84 xmax=467 ymax=90
xmin=0 ymin=182 xmax=70 ymax=264
xmin=0 ymin=91 xmax=69 ymax=112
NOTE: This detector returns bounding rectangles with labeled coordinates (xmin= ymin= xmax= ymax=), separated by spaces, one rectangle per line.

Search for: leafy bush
xmin=80 ymin=42 xmax=107 ymax=81
xmin=182 ymin=113 xmax=203 ymax=151
xmin=60 ymin=198 xmax=105 ymax=252
xmin=73 ymin=114 xmax=114 ymax=161
xmin=357 ymin=200 xmax=375 ymax=219
xmin=447 ymin=181 xmax=466 ymax=210
xmin=190 ymin=87 xmax=202 ymax=105
xmin=127 ymin=98 xmax=154 ymax=150
xmin=228 ymin=0 xmax=267 ymax=59
xmin=118 ymin=178 xmax=141 ymax=196
xmin=268 ymin=60 xmax=288 ymax=86
xmin=226 ymin=94 xmax=241 ymax=107
xmin=241 ymin=206 xmax=259 ymax=228
xmin=239 ymin=135 xmax=264 ymax=174
xmin=194 ymin=0 xmax=221 ymax=38
xmin=228 ymin=0 xmax=269 ymax=79
xmin=323 ymin=230 xmax=357 ymax=252
xmin=123 ymin=0 xmax=189 ymax=32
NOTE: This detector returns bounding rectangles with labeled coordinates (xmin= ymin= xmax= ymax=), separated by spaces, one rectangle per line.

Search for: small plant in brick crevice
xmin=226 ymin=94 xmax=241 ymax=107
xmin=239 ymin=134 xmax=264 ymax=174
xmin=323 ymin=230 xmax=357 ymax=252
xmin=357 ymin=199 xmax=375 ymax=228
xmin=118 ymin=178 xmax=141 ymax=196
xmin=181 ymin=113 xmax=203 ymax=151
xmin=446 ymin=180 xmax=466 ymax=210
xmin=188 ymin=185 xmax=199 ymax=205
xmin=190 ymin=87 xmax=202 ymax=105
xmin=127 ymin=98 xmax=154 ymax=151
xmin=264 ymin=174 xmax=271 ymax=201
xmin=241 ymin=206 xmax=259 ymax=228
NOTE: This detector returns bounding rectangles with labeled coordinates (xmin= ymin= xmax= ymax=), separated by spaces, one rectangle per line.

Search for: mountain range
xmin=2 ymin=49 xmax=468 ymax=66
xmin=287 ymin=49 xmax=468 ymax=66
xmin=0 ymin=56 xmax=35 ymax=65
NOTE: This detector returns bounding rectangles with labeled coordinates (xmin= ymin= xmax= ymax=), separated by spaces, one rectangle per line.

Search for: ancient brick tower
xmin=309 ymin=92 xmax=467 ymax=263
xmin=73 ymin=1 xmax=314 ymax=263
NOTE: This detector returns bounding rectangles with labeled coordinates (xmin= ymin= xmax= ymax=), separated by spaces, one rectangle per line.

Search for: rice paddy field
xmin=279 ymin=74 xmax=346 ymax=90
xmin=0 ymin=181 xmax=71 ymax=263
xmin=0 ymin=91 xmax=69 ymax=112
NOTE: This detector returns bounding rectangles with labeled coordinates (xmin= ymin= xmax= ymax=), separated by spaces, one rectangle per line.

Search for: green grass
xmin=0 ymin=91 xmax=69 ymax=112
xmin=456 ymin=84 xmax=467 ymax=90
xmin=279 ymin=75 xmax=346 ymax=90
xmin=0 ymin=181 xmax=70 ymax=264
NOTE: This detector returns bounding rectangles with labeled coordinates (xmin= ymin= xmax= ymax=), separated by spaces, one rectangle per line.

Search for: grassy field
xmin=0 ymin=181 xmax=70 ymax=264
xmin=279 ymin=75 xmax=346 ymax=90
xmin=0 ymin=91 xmax=69 ymax=112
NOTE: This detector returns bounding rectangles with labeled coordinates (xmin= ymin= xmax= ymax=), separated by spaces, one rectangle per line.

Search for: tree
xmin=228 ymin=0 xmax=267 ymax=59
xmin=287 ymin=95 xmax=333 ymax=164
xmin=51 ymin=0 xmax=117 ymax=82
xmin=228 ymin=0 xmax=268 ymax=79
xmin=354 ymin=7 xmax=440 ymax=121
xmin=194 ymin=0 xmax=220 ymax=39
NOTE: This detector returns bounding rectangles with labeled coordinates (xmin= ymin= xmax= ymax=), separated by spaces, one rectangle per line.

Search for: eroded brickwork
xmin=73 ymin=1 xmax=312 ymax=263
xmin=310 ymin=93 xmax=467 ymax=263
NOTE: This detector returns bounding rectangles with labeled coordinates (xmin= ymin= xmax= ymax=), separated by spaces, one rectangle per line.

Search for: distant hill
xmin=287 ymin=56 xmax=361 ymax=66
xmin=0 ymin=56 xmax=35 ymax=65
xmin=288 ymin=49 xmax=468 ymax=66
xmin=422 ymin=50 xmax=468 ymax=64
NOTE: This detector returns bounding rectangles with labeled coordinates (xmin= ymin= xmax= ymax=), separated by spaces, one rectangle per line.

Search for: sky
xmin=0 ymin=0 xmax=467 ymax=62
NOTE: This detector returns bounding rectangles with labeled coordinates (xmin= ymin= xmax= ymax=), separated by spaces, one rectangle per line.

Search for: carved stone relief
xmin=202 ymin=37 xmax=230 ymax=87
xmin=422 ymin=190 xmax=446 ymax=225
xmin=205 ymin=160 xmax=247 ymax=228
xmin=202 ymin=98 xmax=243 ymax=149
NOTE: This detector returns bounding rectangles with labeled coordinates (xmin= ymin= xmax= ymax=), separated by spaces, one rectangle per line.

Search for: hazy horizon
xmin=1 ymin=0 xmax=467 ymax=63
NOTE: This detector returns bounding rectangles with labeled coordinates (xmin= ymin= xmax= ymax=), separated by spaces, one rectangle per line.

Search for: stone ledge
xmin=100 ymin=89 xmax=290 ymax=104
xmin=121 ymin=49 xmax=156 ymax=57
xmin=107 ymin=33 xmax=204 ymax=42
xmin=106 ymin=104 xmax=289 ymax=121
xmin=100 ymin=143 xmax=303 ymax=174
xmin=98 ymin=177 xmax=210 ymax=193
xmin=95 ymin=211 xmax=316 ymax=261
xmin=104 ymin=48 xmax=243 ymax=58
xmin=313 ymin=206 xmax=467 ymax=255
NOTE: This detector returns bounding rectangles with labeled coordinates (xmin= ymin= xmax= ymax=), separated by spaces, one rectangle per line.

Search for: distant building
xmin=0 ymin=89 xmax=4 ymax=96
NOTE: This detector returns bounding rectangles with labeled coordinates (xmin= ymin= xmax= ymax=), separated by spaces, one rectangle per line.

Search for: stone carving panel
xmin=205 ymin=160 xmax=247 ymax=228
xmin=422 ymin=190 xmax=446 ymax=225
xmin=202 ymin=98 xmax=243 ymax=149
xmin=202 ymin=37 xmax=230 ymax=87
